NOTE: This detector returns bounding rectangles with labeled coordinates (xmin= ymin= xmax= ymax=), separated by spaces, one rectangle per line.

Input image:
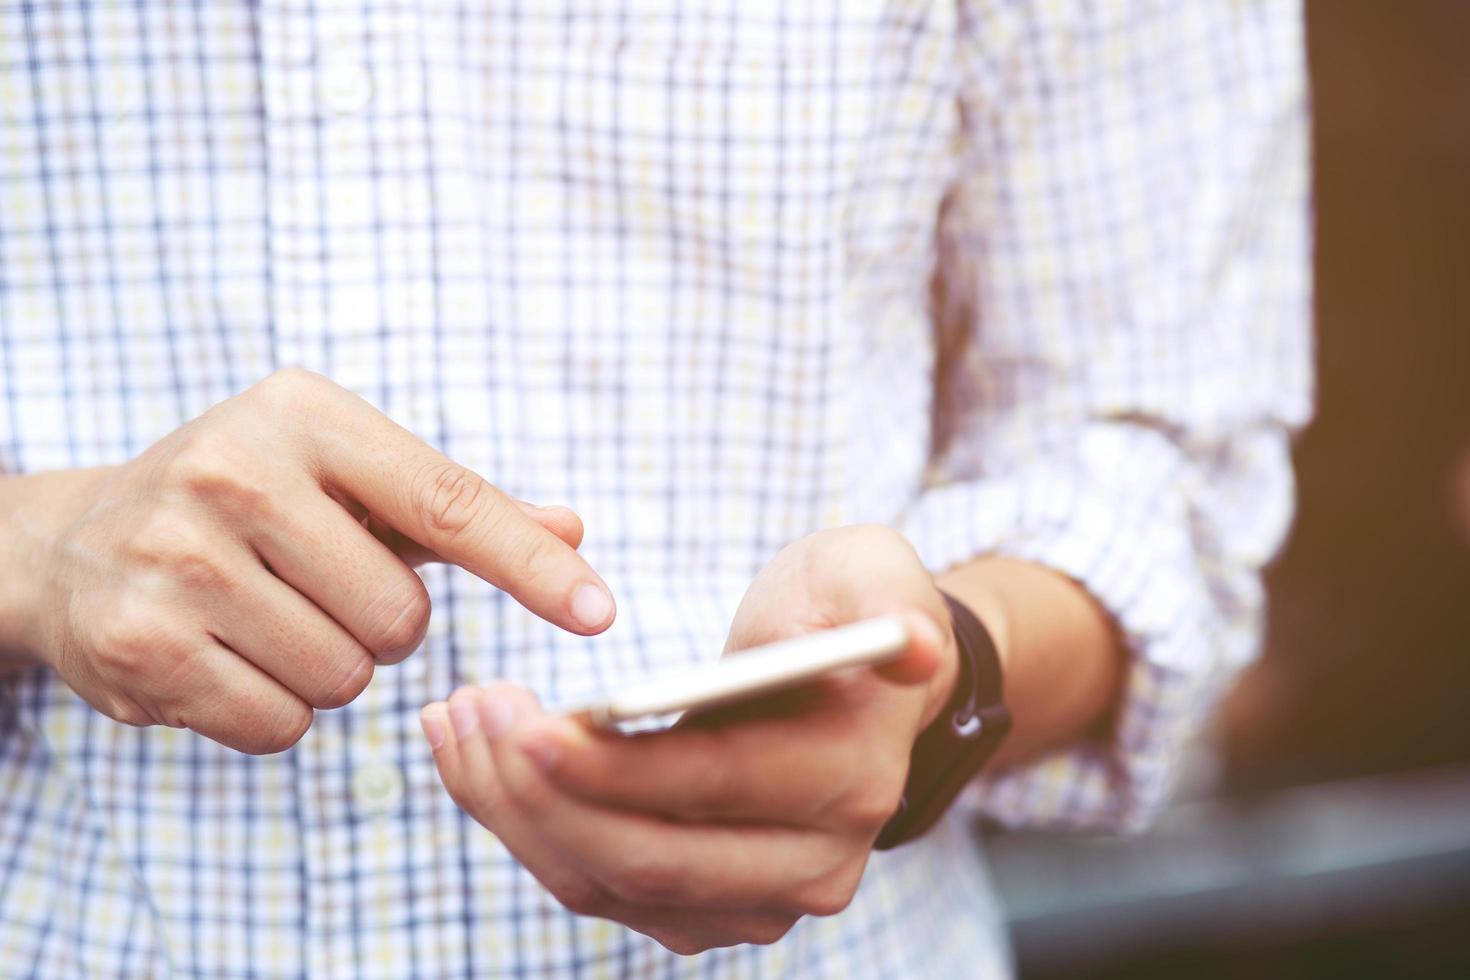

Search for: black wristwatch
xmin=874 ymin=591 xmax=1010 ymax=850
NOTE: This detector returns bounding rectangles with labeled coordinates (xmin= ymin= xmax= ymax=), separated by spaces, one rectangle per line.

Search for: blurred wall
xmin=996 ymin=7 xmax=1470 ymax=975
xmin=1222 ymin=0 xmax=1470 ymax=794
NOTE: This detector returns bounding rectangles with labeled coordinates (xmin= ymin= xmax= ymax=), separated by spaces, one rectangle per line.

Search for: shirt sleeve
xmin=898 ymin=0 xmax=1313 ymax=832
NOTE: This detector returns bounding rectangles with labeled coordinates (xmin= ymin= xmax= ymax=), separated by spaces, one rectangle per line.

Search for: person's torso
xmin=0 ymin=3 xmax=1009 ymax=976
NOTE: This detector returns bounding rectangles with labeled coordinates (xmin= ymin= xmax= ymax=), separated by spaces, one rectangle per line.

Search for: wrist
xmin=0 ymin=468 xmax=110 ymax=666
xmin=877 ymin=585 xmax=1012 ymax=850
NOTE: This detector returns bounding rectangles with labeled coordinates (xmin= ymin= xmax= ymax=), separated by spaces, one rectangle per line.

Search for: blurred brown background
xmin=1223 ymin=0 xmax=1470 ymax=795
xmin=992 ymin=3 xmax=1470 ymax=976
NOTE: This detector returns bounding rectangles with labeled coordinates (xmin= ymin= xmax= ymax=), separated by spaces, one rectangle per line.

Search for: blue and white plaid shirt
xmin=0 ymin=2 xmax=1310 ymax=976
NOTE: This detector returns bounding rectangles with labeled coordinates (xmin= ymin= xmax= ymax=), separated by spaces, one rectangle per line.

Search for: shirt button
xmin=319 ymin=51 xmax=374 ymax=115
xmin=352 ymin=762 xmax=405 ymax=817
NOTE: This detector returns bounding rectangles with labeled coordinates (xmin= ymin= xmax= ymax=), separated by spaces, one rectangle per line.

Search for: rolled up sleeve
xmin=899 ymin=0 xmax=1312 ymax=831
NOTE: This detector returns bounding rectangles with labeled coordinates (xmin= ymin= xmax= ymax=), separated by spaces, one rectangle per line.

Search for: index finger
xmin=311 ymin=387 xmax=616 ymax=635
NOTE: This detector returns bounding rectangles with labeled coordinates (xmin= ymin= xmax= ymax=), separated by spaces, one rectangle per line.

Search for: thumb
xmin=873 ymin=608 xmax=948 ymax=687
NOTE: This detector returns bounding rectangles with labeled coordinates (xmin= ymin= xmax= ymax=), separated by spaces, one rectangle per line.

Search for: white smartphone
xmin=564 ymin=616 xmax=910 ymax=731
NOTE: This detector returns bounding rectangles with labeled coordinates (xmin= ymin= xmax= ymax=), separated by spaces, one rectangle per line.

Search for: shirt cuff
xmin=898 ymin=420 xmax=1291 ymax=832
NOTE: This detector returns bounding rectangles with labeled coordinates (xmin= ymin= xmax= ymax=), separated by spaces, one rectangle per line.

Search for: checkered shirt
xmin=0 ymin=1 xmax=1311 ymax=977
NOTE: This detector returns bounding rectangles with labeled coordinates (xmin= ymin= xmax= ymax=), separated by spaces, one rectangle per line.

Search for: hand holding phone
xmin=422 ymin=525 xmax=956 ymax=954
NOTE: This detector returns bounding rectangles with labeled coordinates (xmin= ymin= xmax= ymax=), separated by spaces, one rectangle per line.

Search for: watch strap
xmin=874 ymin=590 xmax=1010 ymax=850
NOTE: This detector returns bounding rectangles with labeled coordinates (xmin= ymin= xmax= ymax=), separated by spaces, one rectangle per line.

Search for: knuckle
xmin=166 ymin=430 xmax=262 ymax=506
xmin=105 ymin=696 xmax=158 ymax=729
xmin=240 ymin=731 xmax=298 ymax=755
xmin=361 ymin=577 xmax=431 ymax=661
xmin=743 ymin=917 xmax=798 ymax=946
xmin=94 ymin=630 xmax=149 ymax=681
xmin=547 ymin=874 xmax=606 ymax=918
xmin=411 ymin=460 xmax=493 ymax=543
xmin=793 ymin=878 xmax=858 ymax=918
xmin=311 ymin=652 xmax=374 ymax=709
xmin=604 ymin=853 xmax=683 ymax=906
xmin=116 ymin=707 xmax=157 ymax=728
xmin=171 ymin=548 xmax=230 ymax=594
xmin=128 ymin=512 xmax=208 ymax=567
xmin=240 ymin=699 xmax=313 ymax=755
xmin=251 ymin=367 xmax=330 ymax=409
xmin=652 ymin=932 xmax=711 ymax=957
xmin=126 ymin=514 xmax=234 ymax=595
xmin=165 ymin=454 xmax=276 ymax=525
xmin=93 ymin=598 xmax=175 ymax=681
xmin=845 ymin=523 xmax=909 ymax=556
xmin=157 ymin=701 xmax=191 ymax=730
xmin=791 ymin=860 xmax=866 ymax=918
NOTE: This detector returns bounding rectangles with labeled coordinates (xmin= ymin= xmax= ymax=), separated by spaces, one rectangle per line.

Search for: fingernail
xmin=480 ymin=690 xmax=519 ymax=739
xmin=448 ymin=696 xmax=480 ymax=739
xmin=420 ymin=704 xmax=448 ymax=749
xmin=519 ymin=730 xmax=562 ymax=772
xmin=570 ymin=582 xmax=614 ymax=630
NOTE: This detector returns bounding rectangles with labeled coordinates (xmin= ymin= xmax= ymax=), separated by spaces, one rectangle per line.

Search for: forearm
xmin=936 ymin=556 xmax=1123 ymax=772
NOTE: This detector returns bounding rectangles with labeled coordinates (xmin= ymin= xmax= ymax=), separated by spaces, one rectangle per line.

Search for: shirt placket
xmin=257 ymin=4 xmax=444 ymax=975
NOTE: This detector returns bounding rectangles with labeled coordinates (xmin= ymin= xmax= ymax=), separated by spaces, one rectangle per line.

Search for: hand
xmin=4 ymin=369 xmax=615 ymax=753
xmin=420 ymin=525 xmax=958 ymax=954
